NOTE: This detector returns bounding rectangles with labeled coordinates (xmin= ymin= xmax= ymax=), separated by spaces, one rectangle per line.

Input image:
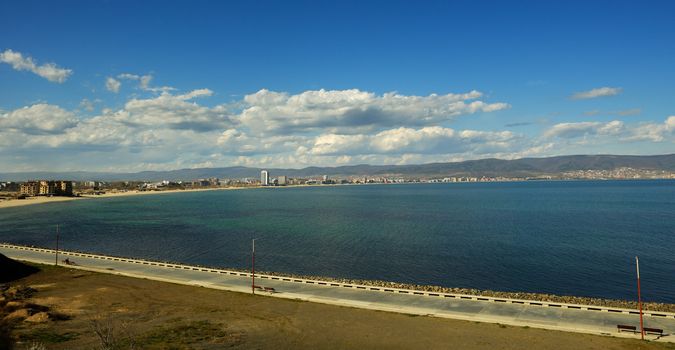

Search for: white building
xmin=261 ymin=170 xmax=269 ymax=186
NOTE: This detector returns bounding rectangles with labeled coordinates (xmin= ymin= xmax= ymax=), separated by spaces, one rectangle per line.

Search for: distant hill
xmin=1 ymin=154 xmax=674 ymax=182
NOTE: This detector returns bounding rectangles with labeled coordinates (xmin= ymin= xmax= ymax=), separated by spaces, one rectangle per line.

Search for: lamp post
xmin=251 ymin=239 xmax=256 ymax=294
xmin=55 ymin=224 xmax=60 ymax=266
xmin=636 ymin=256 xmax=644 ymax=340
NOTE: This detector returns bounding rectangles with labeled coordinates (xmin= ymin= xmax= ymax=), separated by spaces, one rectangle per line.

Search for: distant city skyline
xmin=1 ymin=0 xmax=674 ymax=172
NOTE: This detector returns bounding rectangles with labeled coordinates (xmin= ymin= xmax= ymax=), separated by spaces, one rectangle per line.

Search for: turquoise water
xmin=1 ymin=180 xmax=674 ymax=302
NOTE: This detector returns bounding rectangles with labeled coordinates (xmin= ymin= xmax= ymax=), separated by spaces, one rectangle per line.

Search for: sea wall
xmin=5 ymin=243 xmax=674 ymax=313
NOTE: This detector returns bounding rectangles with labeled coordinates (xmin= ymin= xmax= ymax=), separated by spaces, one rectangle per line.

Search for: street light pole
xmin=636 ymin=256 xmax=644 ymax=340
xmin=252 ymin=239 xmax=256 ymax=295
xmin=55 ymin=224 xmax=60 ymax=266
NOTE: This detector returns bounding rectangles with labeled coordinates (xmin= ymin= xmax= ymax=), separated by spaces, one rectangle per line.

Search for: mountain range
xmin=1 ymin=154 xmax=674 ymax=182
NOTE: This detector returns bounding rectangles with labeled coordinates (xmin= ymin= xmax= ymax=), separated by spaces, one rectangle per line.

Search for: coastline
xmin=0 ymin=196 xmax=83 ymax=209
xmin=0 ymin=182 xmax=370 ymax=209
xmin=0 ymin=186 xmax=251 ymax=209
xmin=2 ymin=179 xmax=673 ymax=210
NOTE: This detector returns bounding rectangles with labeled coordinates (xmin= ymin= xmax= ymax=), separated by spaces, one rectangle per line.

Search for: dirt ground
xmin=2 ymin=264 xmax=674 ymax=350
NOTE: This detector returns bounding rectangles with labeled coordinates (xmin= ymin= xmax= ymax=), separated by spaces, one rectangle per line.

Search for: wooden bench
xmin=617 ymin=324 xmax=636 ymax=333
xmin=644 ymin=327 xmax=664 ymax=336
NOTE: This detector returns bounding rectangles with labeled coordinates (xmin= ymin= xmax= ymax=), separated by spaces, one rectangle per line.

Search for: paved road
xmin=2 ymin=244 xmax=673 ymax=342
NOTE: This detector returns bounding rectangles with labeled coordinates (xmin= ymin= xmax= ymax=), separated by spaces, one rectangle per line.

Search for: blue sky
xmin=1 ymin=0 xmax=674 ymax=172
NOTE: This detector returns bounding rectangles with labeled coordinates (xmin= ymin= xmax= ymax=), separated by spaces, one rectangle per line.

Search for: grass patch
xmin=133 ymin=320 xmax=243 ymax=349
xmin=19 ymin=329 xmax=79 ymax=343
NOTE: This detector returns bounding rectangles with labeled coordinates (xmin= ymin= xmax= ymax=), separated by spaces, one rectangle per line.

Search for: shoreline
xmin=0 ymin=186 xmax=251 ymax=209
xmin=0 ymin=183 xmax=361 ymax=209
xmin=2 ymin=178 xmax=674 ymax=210
xmin=0 ymin=182 xmax=381 ymax=210
xmin=0 ymin=196 xmax=83 ymax=209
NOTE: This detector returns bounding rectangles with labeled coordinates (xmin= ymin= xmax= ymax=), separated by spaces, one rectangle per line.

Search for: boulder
xmin=24 ymin=312 xmax=49 ymax=323
xmin=4 ymin=308 xmax=29 ymax=321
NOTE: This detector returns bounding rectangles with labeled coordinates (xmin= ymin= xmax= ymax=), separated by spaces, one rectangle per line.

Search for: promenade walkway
xmin=2 ymin=243 xmax=673 ymax=342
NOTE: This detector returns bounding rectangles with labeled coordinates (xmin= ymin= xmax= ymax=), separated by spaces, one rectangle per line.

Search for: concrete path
xmin=2 ymin=243 xmax=673 ymax=342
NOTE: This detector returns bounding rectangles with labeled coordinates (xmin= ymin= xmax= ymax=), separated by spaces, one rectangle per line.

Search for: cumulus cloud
xmin=106 ymin=73 xmax=160 ymax=93
xmin=544 ymin=120 xmax=624 ymax=139
xmin=0 ymin=49 xmax=72 ymax=83
xmin=111 ymin=89 xmax=233 ymax=132
xmin=571 ymin=87 xmax=622 ymax=100
xmin=2 ymin=83 xmax=672 ymax=172
xmin=0 ymin=89 xmax=234 ymax=157
xmin=0 ymin=104 xmax=78 ymax=135
xmin=239 ymin=89 xmax=510 ymax=134
xmin=309 ymin=127 xmax=519 ymax=156
xmin=624 ymin=116 xmax=675 ymax=142
xmin=105 ymin=77 xmax=121 ymax=93
xmin=217 ymin=129 xmax=307 ymax=155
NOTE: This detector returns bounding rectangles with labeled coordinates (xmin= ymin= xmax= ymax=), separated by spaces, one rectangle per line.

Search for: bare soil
xmin=2 ymin=264 xmax=674 ymax=350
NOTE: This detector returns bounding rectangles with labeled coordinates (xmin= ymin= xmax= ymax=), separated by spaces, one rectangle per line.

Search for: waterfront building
xmin=39 ymin=180 xmax=55 ymax=195
xmin=57 ymin=180 xmax=73 ymax=195
xmin=19 ymin=182 xmax=40 ymax=196
xmin=20 ymin=180 xmax=73 ymax=197
xmin=261 ymin=170 xmax=269 ymax=186
xmin=278 ymin=175 xmax=287 ymax=186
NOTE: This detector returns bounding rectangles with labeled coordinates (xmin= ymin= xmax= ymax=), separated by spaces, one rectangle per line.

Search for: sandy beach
xmin=0 ymin=183 xmax=362 ymax=210
xmin=0 ymin=186 xmax=249 ymax=210
xmin=0 ymin=196 xmax=83 ymax=209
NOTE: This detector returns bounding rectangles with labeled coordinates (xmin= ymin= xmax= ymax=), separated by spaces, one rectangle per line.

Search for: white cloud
xmin=239 ymin=89 xmax=510 ymax=134
xmin=0 ymin=89 xmax=234 ymax=159
xmin=176 ymin=88 xmax=213 ymax=100
xmin=2 ymin=84 xmax=672 ymax=172
xmin=110 ymin=89 xmax=232 ymax=132
xmin=624 ymin=116 xmax=675 ymax=142
xmin=105 ymin=77 xmax=121 ymax=93
xmin=0 ymin=104 xmax=78 ymax=135
xmin=309 ymin=127 xmax=519 ymax=156
xmin=0 ymin=49 xmax=72 ymax=83
xmin=118 ymin=73 xmax=154 ymax=90
xmin=544 ymin=120 xmax=624 ymax=139
xmin=217 ymin=129 xmax=307 ymax=155
xmin=571 ymin=87 xmax=622 ymax=100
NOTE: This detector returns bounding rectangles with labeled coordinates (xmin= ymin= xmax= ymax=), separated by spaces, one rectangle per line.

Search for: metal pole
xmin=55 ymin=224 xmax=60 ymax=266
xmin=252 ymin=239 xmax=255 ymax=294
xmin=636 ymin=256 xmax=644 ymax=340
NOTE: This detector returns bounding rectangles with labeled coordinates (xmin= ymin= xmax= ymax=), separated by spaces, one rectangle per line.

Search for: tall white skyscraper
xmin=260 ymin=170 xmax=269 ymax=186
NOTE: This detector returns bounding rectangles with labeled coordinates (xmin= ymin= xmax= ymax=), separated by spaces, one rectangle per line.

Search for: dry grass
xmin=2 ymin=264 xmax=674 ymax=350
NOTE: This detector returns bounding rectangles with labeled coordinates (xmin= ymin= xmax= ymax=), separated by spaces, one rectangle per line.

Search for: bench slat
xmin=617 ymin=324 xmax=636 ymax=332
xmin=643 ymin=327 xmax=663 ymax=334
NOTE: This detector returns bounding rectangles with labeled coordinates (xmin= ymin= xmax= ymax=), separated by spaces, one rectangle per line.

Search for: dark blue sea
xmin=1 ymin=180 xmax=673 ymax=302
